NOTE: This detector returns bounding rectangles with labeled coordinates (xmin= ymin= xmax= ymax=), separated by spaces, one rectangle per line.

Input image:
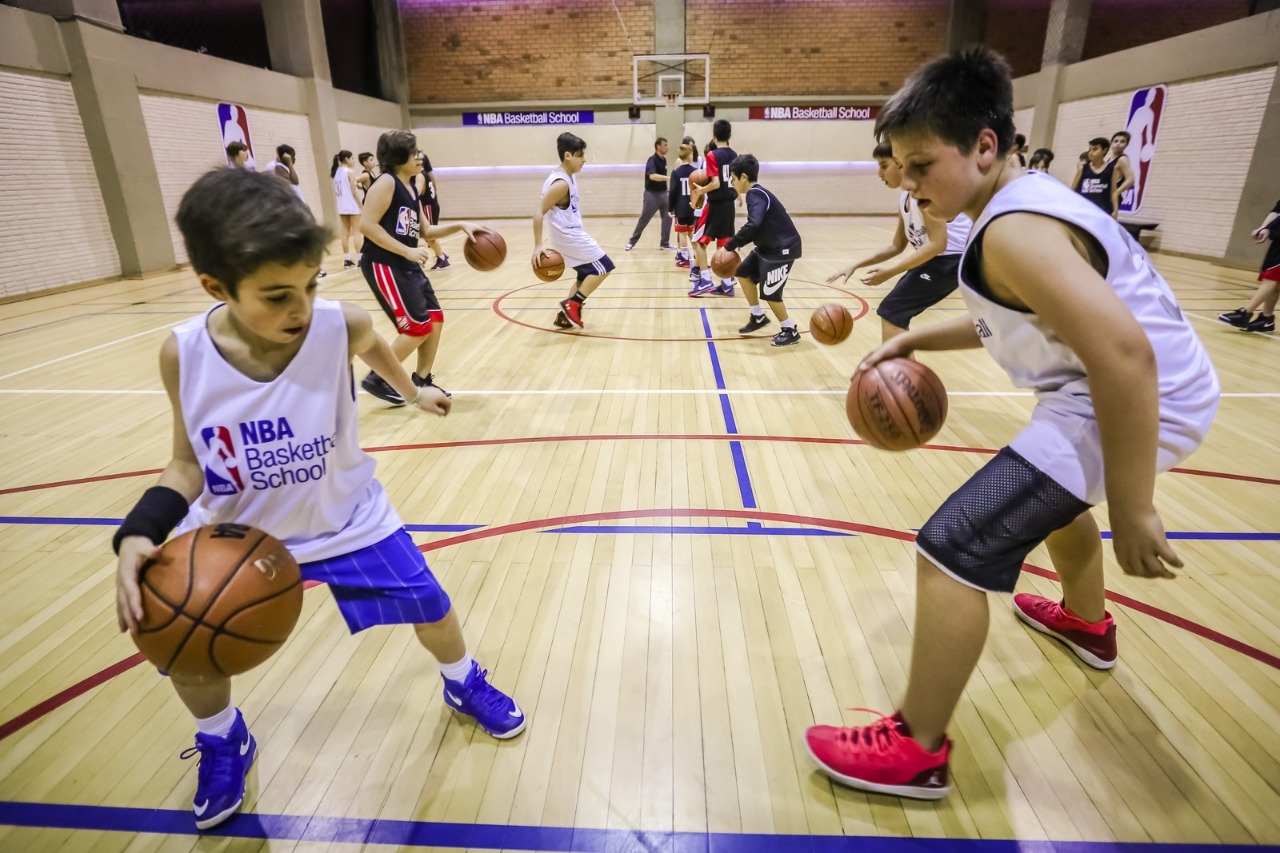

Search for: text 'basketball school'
xmin=201 ymin=418 xmax=337 ymax=494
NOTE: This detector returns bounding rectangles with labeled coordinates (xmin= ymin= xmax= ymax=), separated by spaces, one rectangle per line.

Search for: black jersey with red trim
xmin=670 ymin=163 xmax=696 ymax=219
xmin=725 ymin=184 xmax=802 ymax=261
xmin=362 ymin=173 xmax=420 ymax=269
xmin=704 ymin=146 xmax=738 ymax=203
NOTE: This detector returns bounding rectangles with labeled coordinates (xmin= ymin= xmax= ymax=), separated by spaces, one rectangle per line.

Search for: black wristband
xmin=112 ymin=486 xmax=190 ymax=555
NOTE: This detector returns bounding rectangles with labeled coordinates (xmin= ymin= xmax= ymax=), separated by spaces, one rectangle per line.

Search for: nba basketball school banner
xmin=463 ymin=111 xmax=594 ymax=127
xmin=748 ymin=106 xmax=880 ymax=120
xmin=1118 ymin=84 xmax=1166 ymax=215
xmin=217 ymin=103 xmax=256 ymax=169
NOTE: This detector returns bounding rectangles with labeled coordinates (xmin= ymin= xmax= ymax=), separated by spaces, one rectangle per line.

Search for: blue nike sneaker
xmin=181 ymin=709 xmax=257 ymax=830
xmin=442 ymin=661 xmax=527 ymax=739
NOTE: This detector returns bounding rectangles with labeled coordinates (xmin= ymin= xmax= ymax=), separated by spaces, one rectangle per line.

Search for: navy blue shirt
xmin=726 ymin=184 xmax=802 ymax=260
xmin=670 ymin=163 xmax=695 ymax=219
xmin=644 ymin=153 xmax=668 ymax=191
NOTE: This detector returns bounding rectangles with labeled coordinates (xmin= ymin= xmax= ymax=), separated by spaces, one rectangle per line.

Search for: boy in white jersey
xmin=829 ymin=140 xmax=972 ymax=342
xmin=112 ymin=168 xmax=526 ymax=832
xmin=805 ymin=47 xmax=1218 ymax=800
xmin=532 ymin=132 xmax=615 ymax=330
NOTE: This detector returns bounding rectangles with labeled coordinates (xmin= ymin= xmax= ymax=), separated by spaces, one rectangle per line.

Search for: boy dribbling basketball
xmin=532 ymin=132 xmax=614 ymax=330
xmin=112 ymin=168 xmax=526 ymax=831
xmin=805 ymin=47 xmax=1219 ymax=799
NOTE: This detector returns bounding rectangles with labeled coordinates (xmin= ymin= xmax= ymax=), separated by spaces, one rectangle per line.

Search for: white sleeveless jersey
xmin=959 ymin=172 xmax=1218 ymax=482
xmin=265 ymin=159 xmax=306 ymax=202
xmin=333 ymin=165 xmax=360 ymax=215
xmin=542 ymin=169 xmax=602 ymax=268
xmin=172 ymin=298 xmax=403 ymax=562
xmin=900 ymin=191 xmax=971 ymax=255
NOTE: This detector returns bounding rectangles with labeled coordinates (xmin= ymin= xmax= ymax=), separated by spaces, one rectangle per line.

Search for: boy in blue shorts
xmin=113 ymin=168 xmax=525 ymax=831
xmin=805 ymin=48 xmax=1218 ymax=800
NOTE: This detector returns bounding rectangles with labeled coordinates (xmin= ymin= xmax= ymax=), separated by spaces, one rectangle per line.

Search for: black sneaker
xmin=1217 ymin=307 xmax=1252 ymax=328
xmin=414 ymin=372 xmax=452 ymax=398
xmin=553 ymin=310 xmax=572 ymax=329
xmin=361 ymin=371 xmax=404 ymax=405
xmin=343 ymin=259 xmax=355 ymax=268
xmin=738 ymin=314 xmax=772 ymax=334
xmin=770 ymin=326 xmax=802 ymax=347
xmin=660 ymin=244 xmax=674 ymax=251
xmin=1243 ymin=314 xmax=1275 ymax=333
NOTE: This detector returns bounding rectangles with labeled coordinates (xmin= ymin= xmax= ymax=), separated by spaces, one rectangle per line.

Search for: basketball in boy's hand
xmin=710 ymin=248 xmax=740 ymax=278
xmin=532 ymin=248 xmax=565 ymax=282
xmin=133 ymin=523 xmax=303 ymax=677
xmin=810 ymin=303 xmax=853 ymax=345
xmin=690 ymin=169 xmax=709 ymax=186
xmin=463 ymin=229 xmax=507 ymax=271
xmin=846 ymin=359 xmax=948 ymax=450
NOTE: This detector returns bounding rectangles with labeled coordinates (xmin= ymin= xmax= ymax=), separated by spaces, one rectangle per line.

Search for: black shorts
xmin=876 ymin=253 xmax=961 ymax=329
xmin=675 ymin=214 xmax=695 ymax=231
xmin=736 ymin=250 xmax=796 ymax=302
xmin=698 ymin=200 xmax=736 ymax=242
xmin=427 ymin=199 xmax=441 ymax=227
xmin=916 ymin=447 xmax=1090 ymax=593
xmin=362 ymin=259 xmax=441 ymax=337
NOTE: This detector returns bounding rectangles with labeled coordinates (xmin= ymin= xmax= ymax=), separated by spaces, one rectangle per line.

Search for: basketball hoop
xmin=663 ymin=92 xmax=680 ymax=106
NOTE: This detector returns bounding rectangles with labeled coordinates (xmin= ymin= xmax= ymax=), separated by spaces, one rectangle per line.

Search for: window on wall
xmin=116 ymin=0 xmax=272 ymax=68
xmin=320 ymin=0 xmax=382 ymax=98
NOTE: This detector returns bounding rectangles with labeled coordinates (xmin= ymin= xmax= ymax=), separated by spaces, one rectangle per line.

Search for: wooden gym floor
xmin=0 ymin=217 xmax=1277 ymax=851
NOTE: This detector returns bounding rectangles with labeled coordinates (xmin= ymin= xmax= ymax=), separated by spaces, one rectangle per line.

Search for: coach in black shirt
xmin=625 ymin=137 xmax=673 ymax=251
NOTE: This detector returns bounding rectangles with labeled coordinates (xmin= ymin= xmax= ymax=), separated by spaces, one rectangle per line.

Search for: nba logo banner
xmin=201 ymin=426 xmax=244 ymax=495
xmin=1119 ymin=85 xmax=1166 ymax=215
xmin=217 ymin=103 xmax=256 ymax=169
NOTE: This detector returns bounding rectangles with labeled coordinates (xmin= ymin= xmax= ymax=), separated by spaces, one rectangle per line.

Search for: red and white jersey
xmin=541 ymin=168 xmax=603 ymax=268
xmin=172 ymin=298 xmax=402 ymax=562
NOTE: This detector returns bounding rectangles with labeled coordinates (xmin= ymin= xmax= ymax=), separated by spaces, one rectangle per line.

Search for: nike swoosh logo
xmin=194 ymin=801 xmax=209 ymax=816
xmin=446 ymin=691 xmax=460 ymax=704
xmin=762 ymin=279 xmax=784 ymax=296
xmin=509 ymin=705 xmax=524 ymax=718
xmin=239 ymin=738 xmax=251 ymax=757
xmin=920 ymin=274 xmax=931 ymax=280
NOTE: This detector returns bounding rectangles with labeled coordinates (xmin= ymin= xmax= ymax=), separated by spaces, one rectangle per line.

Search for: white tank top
xmin=265 ymin=159 xmax=306 ymax=202
xmin=333 ymin=165 xmax=360 ymax=215
xmin=959 ymin=171 xmax=1219 ymax=425
xmin=900 ymin=192 xmax=971 ymax=255
xmin=172 ymin=298 xmax=403 ymax=563
xmin=541 ymin=168 xmax=602 ymax=268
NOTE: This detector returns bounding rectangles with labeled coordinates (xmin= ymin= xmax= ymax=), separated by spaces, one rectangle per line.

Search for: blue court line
xmin=700 ymin=308 xmax=757 ymax=512
xmin=541 ymin=524 xmax=851 ymax=537
xmin=0 ymin=517 xmax=483 ymax=533
xmin=1097 ymin=531 xmax=1280 ymax=541
xmin=0 ymin=801 xmax=1270 ymax=852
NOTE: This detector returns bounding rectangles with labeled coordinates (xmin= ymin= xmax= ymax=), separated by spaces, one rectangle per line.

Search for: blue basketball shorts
xmin=573 ymin=254 xmax=615 ymax=283
xmin=300 ymin=528 xmax=452 ymax=632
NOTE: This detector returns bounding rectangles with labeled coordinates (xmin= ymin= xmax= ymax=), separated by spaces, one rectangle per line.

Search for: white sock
xmin=344 ymin=253 xmax=351 ymax=262
xmin=194 ymin=704 xmax=238 ymax=739
xmin=751 ymin=305 xmax=766 ymax=317
xmin=440 ymin=653 xmax=474 ymax=683
xmin=781 ymin=318 xmax=796 ymax=329
xmin=701 ymin=270 xmax=712 ymax=282
xmin=722 ymin=279 xmax=735 ymax=287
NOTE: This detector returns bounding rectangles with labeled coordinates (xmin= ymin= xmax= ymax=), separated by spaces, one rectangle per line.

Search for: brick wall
xmin=403 ymin=0 xmax=654 ymax=104
xmin=140 ymin=95 xmax=321 ymax=263
xmin=0 ymin=70 xmax=120 ymax=298
xmin=1081 ymin=0 xmax=1251 ymax=61
xmin=1051 ymin=67 xmax=1274 ymax=257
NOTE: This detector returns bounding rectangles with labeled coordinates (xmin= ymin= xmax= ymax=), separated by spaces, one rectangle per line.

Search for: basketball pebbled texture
xmin=846 ymin=358 xmax=948 ymax=451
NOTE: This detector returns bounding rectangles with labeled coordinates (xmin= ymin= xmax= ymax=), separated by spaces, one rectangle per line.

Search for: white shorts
xmin=1009 ymin=394 xmax=1217 ymax=506
xmin=337 ymin=199 xmax=361 ymax=216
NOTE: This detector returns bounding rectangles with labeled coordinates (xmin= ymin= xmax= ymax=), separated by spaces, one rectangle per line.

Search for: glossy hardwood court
xmin=1 ymin=217 xmax=1277 ymax=851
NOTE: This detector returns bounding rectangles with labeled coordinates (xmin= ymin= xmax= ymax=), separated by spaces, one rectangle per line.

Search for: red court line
xmin=4 ymin=436 xmax=1277 ymax=496
xmin=2 ymin=507 xmax=1275 ymax=745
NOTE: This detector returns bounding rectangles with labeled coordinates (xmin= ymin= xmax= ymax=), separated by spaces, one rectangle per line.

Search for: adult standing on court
xmin=624 ymin=138 xmax=673 ymax=252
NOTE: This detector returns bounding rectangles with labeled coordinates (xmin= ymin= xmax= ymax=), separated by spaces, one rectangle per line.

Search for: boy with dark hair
xmin=669 ymin=138 xmax=697 ymax=269
xmin=265 ymin=144 xmax=304 ymax=201
xmin=359 ymin=130 xmax=486 ymax=401
xmin=1108 ymin=130 xmax=1136 ymax=210
xmin=225 ymin=141 xmax=249 ymax=168
xmin=722 ymin=154 xmax=804 ymax=346
xmin=690 ymin=119 xmax=739 ymax=297
xmin=1218 ymin=199 xmax=1280 ymax=333
xmin=805 ymin=46 xmax=1218 ymax=799
xmin=356 ymin=152 xmax=377 ymax=199
xmin=1073 ymin=137 xmax=1119 ymax=216
xmin=113 ymin=167 xmax=525 ymax=831
xmin=828 ymin=140 xmax=972 ymax=342
xmin=532 ymin=132 xmax=614 ymax=330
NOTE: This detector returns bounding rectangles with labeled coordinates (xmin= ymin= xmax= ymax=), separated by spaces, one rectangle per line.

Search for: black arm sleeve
xmin=726 ymin=189 xmax=766 ymax=252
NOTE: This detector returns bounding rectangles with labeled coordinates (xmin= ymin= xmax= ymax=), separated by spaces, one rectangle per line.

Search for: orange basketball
xmin=533 ymin=248 xmax=565 ymax=282
xmin=846 ymin=358 xmax=948 ymax=451
xmin=463 ymin=229 xmax=507 ymax=271
xmin=810 ymin=303 xmax=854 ymax=345
xmin=710 ymin=248 xmax=740 ymax=278
xmin=133 ymin=523 xmax=303 ymax=677
xmin=690 ymin=169 xmax=709 ymax=186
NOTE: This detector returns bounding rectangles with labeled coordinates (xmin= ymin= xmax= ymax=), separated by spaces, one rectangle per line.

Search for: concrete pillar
xmin=947 ymin=0 xmax=984 ymax=52
xmin=4 ymin=0 xmax=121 ymax=30
xmin=262 ymin=0 xmax=340 ymax=226
xmin=59 ymin=19 xmax=175 ymax=275
xmin=653 ymin=0 xmax=686 ymax=169
xmin=1224 ymin=63 xmax=1280 ymax=269
xmin=1028 ymin=63 xmax=1067 ymax=153
xmin=371 ymin=0 xmax=412 ymax=127
xmin=1041 ymin=0 xmax=1090 ymax=67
